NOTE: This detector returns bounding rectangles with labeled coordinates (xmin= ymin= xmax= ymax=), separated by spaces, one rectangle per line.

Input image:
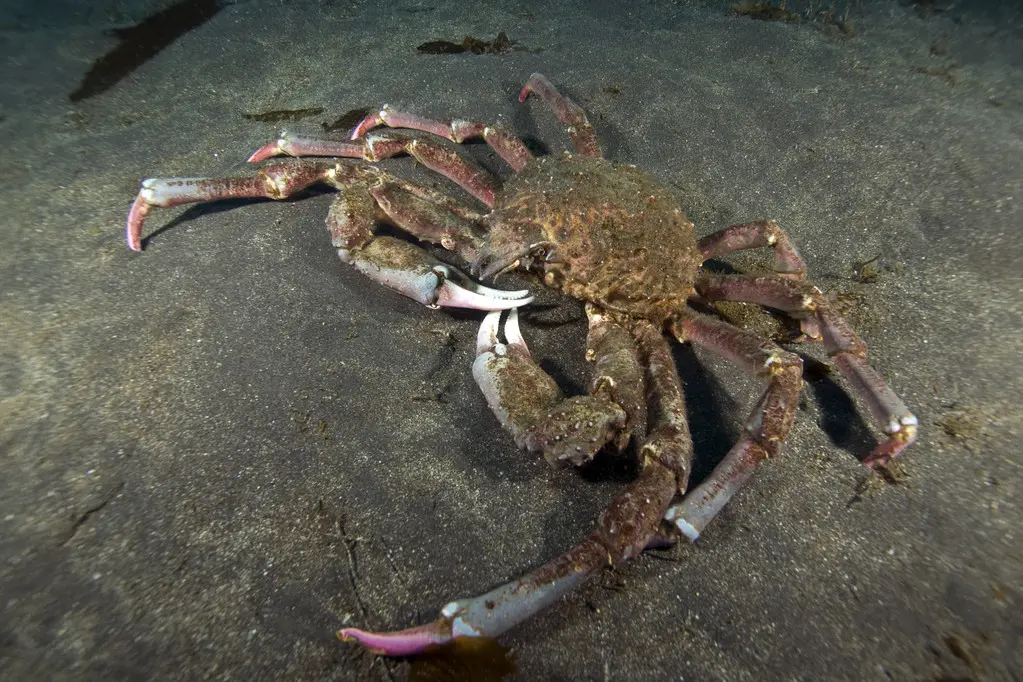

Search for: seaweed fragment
xmin=731 ymin=1 xmax=800 ymax=23
xmin=321 ymin=108 xmax=371 ymax=132
xmin=242 ymin=107 xmax=324 ymax=123
xmin=70 ymin=0 xmax=223 ymax=102
xmin=913 ymin=64 xmax=958 ymax=86
xmin=418 ymin=31 xmax=516 ymax=55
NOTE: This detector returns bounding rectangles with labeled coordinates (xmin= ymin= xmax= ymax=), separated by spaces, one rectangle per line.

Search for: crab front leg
xmin=471 ymin=306 xmax=647 ymax=466
xmin=126 ymin=160 xmax=334 ymax=252
xmin=340 ymin=312 xmax=693 ymax=656
xmin=249 ymin=129 xmax=502 ymax=207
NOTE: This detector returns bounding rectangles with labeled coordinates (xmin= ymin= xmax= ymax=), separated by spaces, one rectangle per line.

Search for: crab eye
xmin=528 ymin=241 xmax=555 ymax=261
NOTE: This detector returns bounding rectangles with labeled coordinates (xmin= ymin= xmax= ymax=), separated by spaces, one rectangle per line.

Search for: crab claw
xmin=339 ymin=237 xmax=532 ymax=312
xmin=475 ymin=308 xmax=529 ymax=356
xmin=434 ymin=269 xmax=533 ymax=311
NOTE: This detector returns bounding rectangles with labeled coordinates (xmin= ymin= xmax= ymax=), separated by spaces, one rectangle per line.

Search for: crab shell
xmin=479 ymin=154 xmax=701 ymax=323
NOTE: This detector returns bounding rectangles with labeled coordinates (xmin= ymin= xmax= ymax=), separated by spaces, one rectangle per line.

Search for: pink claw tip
xmin=337 ymin=619 xmax=454 ymax=657
xmin=126 ymin=195 xmax=148 ymax=251
xmin=862 ymin=432 xmax=915 ymax=470
xmin=247 ymin=142 xmax=278 ymax=164
xmin=350 ymin=113 xmax=382 ymax=140
xmin=518 ymin=87 xmax=531 ymax=103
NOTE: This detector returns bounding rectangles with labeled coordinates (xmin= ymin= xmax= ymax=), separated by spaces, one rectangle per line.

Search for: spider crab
xmin=126 ymin=74 xmax=917 ymax=656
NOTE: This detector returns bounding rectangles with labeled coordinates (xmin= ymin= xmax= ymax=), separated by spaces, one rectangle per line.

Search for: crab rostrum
xmin=126 ymin=74 xmax=918 ymax=656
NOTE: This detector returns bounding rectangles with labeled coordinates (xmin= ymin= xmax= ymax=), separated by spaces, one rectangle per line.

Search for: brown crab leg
xmin=471 ymin=309 xmax=630 ymax=466
xmin=697 ymin=220 xmax=808 ymax=278
xmin=349 ymin=106 xmax=534 ymax=171
xmin=340 ymin=311 xmax=691 ymax=656
xmin=584 ymin=304 xmax=649 ymax=447
xmin=323 ymin=173 xmax=529 ymax=311
xmin=632 ymin=320 xmax=695 ymax=492
xmin=665 ymin=310 xmax=803 ymax=540
xmin=519 ymin=73 xmax=602 ymax=158
xmin=694 ymin=274 xmax=918 ymax=467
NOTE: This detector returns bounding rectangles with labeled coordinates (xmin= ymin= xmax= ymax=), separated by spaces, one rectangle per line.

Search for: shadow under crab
xmin=125 ymin=73 xmax=918 ymax=656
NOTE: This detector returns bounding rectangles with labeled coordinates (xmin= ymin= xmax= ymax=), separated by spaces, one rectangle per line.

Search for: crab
xmin=125 ymin=74 xmax=918 ymax=657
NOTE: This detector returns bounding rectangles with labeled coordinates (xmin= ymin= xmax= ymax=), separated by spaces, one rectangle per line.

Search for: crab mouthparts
xmin=475 ymin=246 xmax=529 ymax=281
xmin=479 ymin=256 xmax=521 ymax=281
xmin=476 ymin=242 xmax=553 ymax=281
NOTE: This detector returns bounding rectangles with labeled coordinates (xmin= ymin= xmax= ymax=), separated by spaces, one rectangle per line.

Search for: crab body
xmin=483 ymin=153 xmax=700 ymax=323
xmin=125 ymin=73 xmax=918 ymax=659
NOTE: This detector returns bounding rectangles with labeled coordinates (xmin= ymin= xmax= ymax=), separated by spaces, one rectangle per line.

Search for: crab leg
xmin=666 ymin=310 xmax=803 ymax=540
xmin=125 ymin=161 xmax=335 ymax=252
xmin=694 ymin=274 xmax=917 ymax=467
xmin=697 ymin=220 xmax=808 ymax=279
xmin=519 ymin=73 xmax=602 ymax=158
xmin=125 ymin=160 xmax=530 ymax=311
xmin=340 ymin=311 xmax=691 ymax=656
xmin=348 ymin=106 xmax=533 ymax=171
xmin=249 ymin=130 xmax=500 ymax=207
xmin=632 ymin=320 xmax=695 ymax=491
xmin=584 ymin=304 xmax=648 ymax=447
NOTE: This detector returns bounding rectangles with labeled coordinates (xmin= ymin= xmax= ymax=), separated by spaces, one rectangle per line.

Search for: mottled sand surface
xmin=1 ymin=0 xmax=1020 ymax=679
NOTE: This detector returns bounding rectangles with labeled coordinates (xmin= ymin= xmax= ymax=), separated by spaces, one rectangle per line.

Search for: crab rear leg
xmin=666 ymin=310 xmax=803 ymax=540
xmin=698 ymin=219 xmax=809 ymax=279
xmin=694 ymin=274 xmax=917 ymax=467
xmin=519 ymin=73 xmax=602 ymax=158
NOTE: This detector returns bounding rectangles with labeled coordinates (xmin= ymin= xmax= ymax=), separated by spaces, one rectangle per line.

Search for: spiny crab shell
xmin=481 ymin=153 xmax=701 ymax=323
